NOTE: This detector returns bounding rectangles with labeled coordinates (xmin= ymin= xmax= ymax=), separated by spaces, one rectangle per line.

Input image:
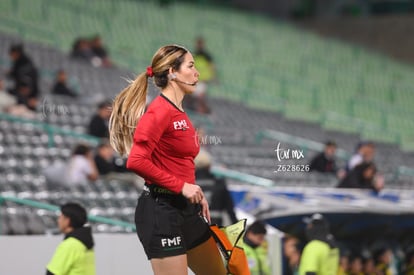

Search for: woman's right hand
xmin=181 ymin=182 xmax=204 ymax=204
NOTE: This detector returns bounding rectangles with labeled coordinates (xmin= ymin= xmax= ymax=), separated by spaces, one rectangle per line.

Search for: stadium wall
xmin=0 ymin=234 xmax=154 ymax=275
xmin=0 ymin=231 xmax=283 ymax=274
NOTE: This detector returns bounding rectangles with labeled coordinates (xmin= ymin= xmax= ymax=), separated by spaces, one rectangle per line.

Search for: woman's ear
xmin=168 ymin=67 xmax=175 ymax=75
xmin=168 ymin=67 xmax=177 ymax=80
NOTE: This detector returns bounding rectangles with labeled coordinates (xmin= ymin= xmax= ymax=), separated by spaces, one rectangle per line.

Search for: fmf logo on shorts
xmin=173 ymin=120 xmax=189 ymax=130
xmin=161 ymin=237 xmax=182 ymax=247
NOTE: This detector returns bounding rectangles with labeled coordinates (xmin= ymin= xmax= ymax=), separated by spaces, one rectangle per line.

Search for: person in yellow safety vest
xmin=242 ymin=220 xmax=271 ymax=275
xmin=299 ymin=213 xmax=339 ymax=275
xmin=46 ymin=202 xmax=95 ymax=275
xmin=188 ymin=37 xmax=216 ymax=114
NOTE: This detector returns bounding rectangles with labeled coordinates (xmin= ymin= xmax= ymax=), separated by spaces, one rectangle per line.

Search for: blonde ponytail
xmin=109 ymin=73 xmax=148 ymax=156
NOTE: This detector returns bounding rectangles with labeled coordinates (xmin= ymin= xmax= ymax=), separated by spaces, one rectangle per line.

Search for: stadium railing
xmin=211 ymin=166 xmax=275 ymax=187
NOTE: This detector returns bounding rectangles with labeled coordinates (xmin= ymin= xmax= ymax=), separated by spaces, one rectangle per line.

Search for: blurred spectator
xmin=70 ymin=38 xmax=94 ymax=62
xmin=184 ymin=36 xmax=215 ymax=114
xmin=15 ymin=81 xmax=38 ymax=110
xmin=348 ymin=254 xmax=364 ymax=275
xmin=347 ymin=141 xmax=375 ymax=172
xmin=337 ymin=162 xmax=381 ymax=192
xmin=51 ymin=70 xmax=77 ymax=97
xmin=7 ymin=44 xmax=40 ymax=98
xmin=309 ymin=141 xmax=338 ymax=175
xmin=0 ymin=79 xmax=17 ymax=112
xmin=242 ymin=220 xmax=271 ymax=275
xmin=94 ymin=142 xmax=115 ymax=176
xmin=363 ymin=256 xmax=377 ymax=275
xmin=298 ymin=213 xmax=339 ymax=275
xmin=7 ymin=82 xmax=38 ymax=119
xmin=94 ymin=141 xmax=117 ymax=176
xmin=194 ymin=37 xmax=216 ymax=83
xmin=66 ymin=144 xmax=99 ymax=185
xmin=70 ymin=36 xmax=112 ymax=68
xmin=195 ymin=147 xmax=238 ymax=226
xmin=88 ymin=100 xmax=112 ymax=138
xmin=403 ymin=249 xmax=414 ymax=275
xmin=373 ymin=247 xmax=393 ymax=275
xmin=94 ymin=141 xmax=143 ymax=189
xmin=90 ymin=35 xmax=112 ymax=68
xmin=337 ymin=252 xmax=349 ymax=275
xmin=283 ymin=235 xmax=301 ymax=275
xmin=4 ymin=45 xmax=40 ymax=117
xmin=43 ymin=158 xmax=67 ymax=186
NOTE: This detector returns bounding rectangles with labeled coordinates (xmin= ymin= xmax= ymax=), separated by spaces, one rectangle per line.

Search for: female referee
xmin=109 ymin=45 xmax=227 ymax=275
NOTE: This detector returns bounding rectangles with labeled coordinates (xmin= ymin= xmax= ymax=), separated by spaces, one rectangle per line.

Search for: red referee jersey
xmin=126 ymin=94 xmax=200 ymax=193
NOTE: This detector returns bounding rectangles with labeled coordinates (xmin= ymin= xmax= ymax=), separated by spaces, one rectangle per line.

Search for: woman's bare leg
xmin=187 ymin=237 xmax=227 ymax=275
xmin=150 ymin=254 xmax=188 ymax=275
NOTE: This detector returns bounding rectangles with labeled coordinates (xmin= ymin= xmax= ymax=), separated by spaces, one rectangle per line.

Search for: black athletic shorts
xmin=135 ymin=184 xmax=211 ymax=259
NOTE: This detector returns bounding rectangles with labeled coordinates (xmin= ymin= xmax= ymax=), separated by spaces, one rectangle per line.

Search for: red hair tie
xmin=146 ymin=66 xmax=154 ymax=77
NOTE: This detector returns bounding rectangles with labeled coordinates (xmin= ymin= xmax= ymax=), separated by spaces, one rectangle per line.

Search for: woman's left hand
xmin=199 ymin=197 xmax=211 ymax=224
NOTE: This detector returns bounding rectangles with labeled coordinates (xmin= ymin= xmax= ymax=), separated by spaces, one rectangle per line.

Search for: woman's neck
xmin=162 ymin=87 xmax=185 ymax=111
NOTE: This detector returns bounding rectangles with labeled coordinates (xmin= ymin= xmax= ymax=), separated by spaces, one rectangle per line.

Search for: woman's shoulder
xmin=139 ymin=96 xmax=173 ymax=127
xmin=147 ymin=95 xmax=170 ymax=111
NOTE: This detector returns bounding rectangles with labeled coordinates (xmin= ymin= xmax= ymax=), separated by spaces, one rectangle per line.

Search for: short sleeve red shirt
xmin=126 ymin=94 xmax=200 ymax=193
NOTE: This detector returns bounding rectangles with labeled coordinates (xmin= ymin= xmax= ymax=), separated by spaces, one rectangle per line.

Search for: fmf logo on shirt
xmin=173 ymin=119 xmax=189 ymax=130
